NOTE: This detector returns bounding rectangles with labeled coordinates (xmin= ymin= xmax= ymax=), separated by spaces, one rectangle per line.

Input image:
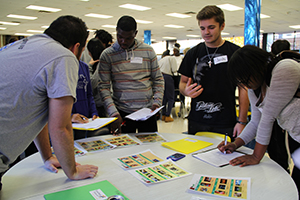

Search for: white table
xmin=1 ymin=133 xmax=298 ymax=200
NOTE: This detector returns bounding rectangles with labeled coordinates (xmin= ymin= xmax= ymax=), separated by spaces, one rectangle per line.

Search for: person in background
xmin=183 ymin=47 xmax=191 ymax=56
xmin=81 ymin=29 xmax=113 ymax=67
xmin=173 ymin=43 xmax=185 ymax=107
xmin=178 ymin=5 xmax=249 ymax=139
xmin=71 ymin=60 xmax=100 ymax=140
xmin=159 ymin=50 xmax=178 ymax=122
xmin=98 ymin=15 xmax=164 ymax=134
xmin=265 ymin=39 xmax=291 ymax=172
xmin=218 ymin=45 xmax=300 ymax=196
xmin=0 ymin=15 xmax=98 ymax=190
xmin=86 ymin=38 xmax=107 ymax=117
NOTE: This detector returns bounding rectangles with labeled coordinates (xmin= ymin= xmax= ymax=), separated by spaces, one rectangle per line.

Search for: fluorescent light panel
xmin=0 ymin=27 xmax=7 ymax=30
xmin=289 ymin=25 xmax=300 ymax=29
xmin=0 ymin=21 xmax=19 ymax=25
xmin=221 ymin=32 xmax=230 ymax=35
xmin=166 ymin=13 xmax=191 ymax=18
xmin=7 ymin=14 xmax=37 ymax=20
xmin=27 ymin=30 xmax=44 ymax=33
xmin=15 ymin=33 xmax=33 ymax=36
xmin=85 ymin=13 xmax=113 ymax=19
xmin=102 ymin=25 xmax=116 ymax=28
xmin=164 ymin=24 xmax=184 ymax=28
xmin=26 ymin=5 xmax=61 ymax=12
xmin=217 ymin=4 xmax=243 ymax=11
xmin=186 ymin=34 xmax=200 ymax=38
xmin=163 ymin=36 xmax=177 ymax=39
xmin=119 ymin=4 xmax=151 ymax=11
xmin=136 ymin=19 xmax=153 ymax=24
xmin=260 ymin=14 xmax=270 ymax=18
xmin=41 ymin=25 xmax=49 ymax=29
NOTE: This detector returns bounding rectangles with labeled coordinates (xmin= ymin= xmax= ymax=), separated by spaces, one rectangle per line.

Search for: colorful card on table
xmin=187 ymin=174 xmax=251 ymax=200
xmin=51 ymin=146 xmax=86 ymax=157
xmin=161 ymin=137 xmax=213 ymax=154
xmin=44 ymin=180 xmax=129 ymax=200
xmin=128 ymin=160 xmax=191 ymax=185
xmin=75 ymin=137 xmax=116 ymax=153
xmin=133 ymin=132 xmax=167 ymax=143
xmin=104 ymin=134 xmax=140 ymax=147
xmin=115 ymin=149 xmax=164 ymax=169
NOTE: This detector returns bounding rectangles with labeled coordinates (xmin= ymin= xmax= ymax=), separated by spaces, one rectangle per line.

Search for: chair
xmin=195 ymin=131 xmax=231 ymax=142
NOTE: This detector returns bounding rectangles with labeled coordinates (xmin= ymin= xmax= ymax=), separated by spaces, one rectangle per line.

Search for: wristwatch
xmin=237 ymin=121 xmax=247 ymax=125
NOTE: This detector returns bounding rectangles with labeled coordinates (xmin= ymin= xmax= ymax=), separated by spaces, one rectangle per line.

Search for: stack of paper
xmin=161 ymin=137 xmax=213 ymax=154
xmin=125 ymin=106 xmax=163 ymax=121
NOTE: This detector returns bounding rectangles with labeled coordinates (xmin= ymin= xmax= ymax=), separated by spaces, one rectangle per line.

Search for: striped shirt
xmin=98 ymin=39 xmax=164 ymax=116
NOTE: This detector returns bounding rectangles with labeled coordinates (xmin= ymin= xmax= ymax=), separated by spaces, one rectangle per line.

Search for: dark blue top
xmin=72 ymin=61 xmax=98 ymax=117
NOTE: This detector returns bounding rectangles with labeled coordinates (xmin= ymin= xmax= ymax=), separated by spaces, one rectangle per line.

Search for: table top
xmin=1 ymin=133 xmax=298 ymax=200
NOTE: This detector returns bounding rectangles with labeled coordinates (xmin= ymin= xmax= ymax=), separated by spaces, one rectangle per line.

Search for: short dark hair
xmin=228 ymin=45 xmax=271 ymax=88
xmin=162 ymin=50 xmax=170 ymax=57
xmin=87 ymin=38 xmax=105 ymax=61
xmin=196 ymin=5 xmax=225 ymax=26
xmin=94 ymin=29 xmax=113 ymax=47
xmin=117 ymin=16 xmax=137 ymax=31
xmin=44 ymin=15 xmax=88 ymax=50
xmin=271 ymin=39 xmax=290 ymax=56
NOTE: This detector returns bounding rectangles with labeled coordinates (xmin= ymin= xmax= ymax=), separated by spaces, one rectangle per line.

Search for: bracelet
xmin=237 ymin=121 xmax=247 ymax=125
xmin=232 ymin=142 xmax=237 ymax=149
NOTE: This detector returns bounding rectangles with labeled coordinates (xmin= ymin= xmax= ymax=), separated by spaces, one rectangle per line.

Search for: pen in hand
xmin=114 ymin=120 xmax=126 ymax=134
xmin=224 ymin=133 xmax=228 ymax=154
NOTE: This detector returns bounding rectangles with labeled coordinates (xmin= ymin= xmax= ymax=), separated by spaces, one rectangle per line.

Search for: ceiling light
xmin=27 ymin=30 xmax=44 ymax=33
xmin=0 ymin=27 xmax=7 ymax=30
xmin=166 ymin=13 xmax=191 ymax=19
xmin=88 ymin=29 xmax=96 ymax=32
xmin=217 ymin=4 xmax=243 ymax=11
xmin=7 ymin=14 xmax=37 ymax=20
xmin=163 ymin=36 xmax=177 ymax=40
xmin=41 ymin=26 xmax=49 ymax=29
xmin=0 ymin=21 xmax=19 ymax=25
xmin=119 ymin=4 xmax=151 ymax=11
xmin=102 ymin=25 xmax=116 ymax=28
xmin=85 ymin=13 xmax=113 ymax=19
xmin=164 ymin=24 xmax=184 ymax=28
xmin=15 ymin=33 xmax=34 ymax=36
xmin=260 ymin=14 xmax=270 ymax=19
xmin=136 ymin=20 xmax=153 ymax=24
xmin=221 ymin=32 xmax=230 ymax=35
xmin=26 ymin=5 xmax=61 ymax=12
xmin=289 ymin=25 xmax=300 ymax=29
xmin=186 ymin=34 xmax=200 ymax=38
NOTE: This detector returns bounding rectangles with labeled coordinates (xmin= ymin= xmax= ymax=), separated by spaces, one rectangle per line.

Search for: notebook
xmin=161 ymin=137 xmax=213 ymax=154
xmin=72 ymin=117 xmax=116 ymax=131
xmin=44 ymin=180 xmax=128 ymax=200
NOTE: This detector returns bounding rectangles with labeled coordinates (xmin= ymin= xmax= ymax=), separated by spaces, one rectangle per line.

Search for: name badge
xmin=213 ymin=55 xmax=228 ymax=65
xmin=130 ymin=57 xmax=143 ymax=64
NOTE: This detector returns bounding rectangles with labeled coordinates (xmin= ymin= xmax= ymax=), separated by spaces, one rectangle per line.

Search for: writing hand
xmin=92 ymin=115 xmax=99 ymax=120
xmin=151 ymin=104 xmax=159 ymax=111
xmin=110 ymin=114 xmax=122 ymax=135
xmin=217 ymin=141 xmax=236 ymax=154
xmin=185 ymin=78 xmax=203 ymax=98
xmin=71 ymin=113 xmax=89 ymax=123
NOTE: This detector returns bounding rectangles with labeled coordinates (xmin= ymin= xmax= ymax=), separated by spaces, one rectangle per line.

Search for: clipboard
xmin=72 ymin=117 xmax=117 ymax=131
xmin=161 ymin=137 xmax=213 ymax=154
xmin=192 ymin=147 xmax=247 ymax=167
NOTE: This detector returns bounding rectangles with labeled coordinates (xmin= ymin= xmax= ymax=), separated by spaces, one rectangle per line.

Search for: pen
xmin=114 ymin=120 xmax=126 ymax=133
xmin=224 ymin=133 xmax=228 ymax=154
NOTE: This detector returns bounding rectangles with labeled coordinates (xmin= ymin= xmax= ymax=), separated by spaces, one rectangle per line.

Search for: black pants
xmin=118 ymin=109 xmax=158 ymax=133
xmin=188 ymin=120 xmax=234 ymax=141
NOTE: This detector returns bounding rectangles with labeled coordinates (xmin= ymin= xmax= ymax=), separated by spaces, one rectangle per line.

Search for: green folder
xmin=44 ymin=180 xmax=129 ymax=200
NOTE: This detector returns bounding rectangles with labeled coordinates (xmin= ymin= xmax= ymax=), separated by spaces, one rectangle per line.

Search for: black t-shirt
xmin=178 ymin=41 xmax=240 ymax=127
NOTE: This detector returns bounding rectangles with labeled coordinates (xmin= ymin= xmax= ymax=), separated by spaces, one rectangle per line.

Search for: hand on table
xmin=229 ymin=154 xmax=261 ymax=167
xmin=70 ymin=164 xmax=99 ymax=180
xmin=44 ymin=156 xmax=81 ymax=173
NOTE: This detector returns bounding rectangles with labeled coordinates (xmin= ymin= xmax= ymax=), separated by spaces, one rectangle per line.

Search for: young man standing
xmin=98 ymin=15 xmax=164 ymax=134
xmin=178 ymin=5 xmax=249 ymax=139
xmin=0 ymin=16 xmax=98 ymax=190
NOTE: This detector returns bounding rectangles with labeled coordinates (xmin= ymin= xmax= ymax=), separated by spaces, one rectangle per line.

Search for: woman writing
xmin=218 ymin=45 xmax=300 ymax=192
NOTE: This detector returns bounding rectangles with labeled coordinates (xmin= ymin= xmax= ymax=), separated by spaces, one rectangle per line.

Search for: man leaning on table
xmin=98 ymin=15 xmax=164 ymax=134
xmin=0 ymin=15 xmax=98 ymax=190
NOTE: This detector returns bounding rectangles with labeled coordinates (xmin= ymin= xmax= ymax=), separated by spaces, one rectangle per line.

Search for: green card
xmin=44 ymin=180 xmax=129 ymax=200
